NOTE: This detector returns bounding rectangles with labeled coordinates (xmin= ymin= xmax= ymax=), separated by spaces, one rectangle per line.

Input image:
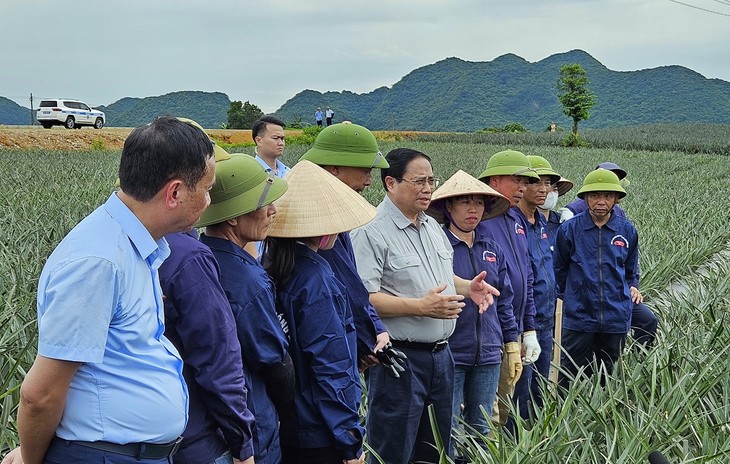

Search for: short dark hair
xmin=119 ymin=117 xmax=214 ymax=202
xmin=252 ymin=115 xmax=286 ymax=140
xmin=380 ymin=148 xmax=432 ymax=189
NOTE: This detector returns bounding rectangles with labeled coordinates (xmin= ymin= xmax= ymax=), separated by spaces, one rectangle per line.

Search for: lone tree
xmin=557 ymin=63 xmax=596 ymax=146
xmin=226 ymin=100 xmax=263 ymax=129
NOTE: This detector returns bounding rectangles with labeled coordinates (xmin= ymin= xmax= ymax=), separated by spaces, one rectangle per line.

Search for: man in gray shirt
xmin=351 ymin=148 xmax=499 ymax=464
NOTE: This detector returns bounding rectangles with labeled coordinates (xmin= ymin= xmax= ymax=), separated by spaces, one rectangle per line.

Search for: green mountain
xmin=2 ymin=50 xmax=729 ymax=130
xmin=96 ymin=91 xmax=230 ymax=128
xmin=0 ymin=97 xmax=32 ymax=125
xmin=275 ymin=49 xmax=730 ymax=131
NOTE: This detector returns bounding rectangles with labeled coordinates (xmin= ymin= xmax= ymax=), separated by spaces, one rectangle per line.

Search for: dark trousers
xmin=44 ymin=439 xmax=171 ymax=464
xmin=326 ymin=117 xmax=333 ymax=126
xmin=558 ymin=329 xmax=626 ymax=390
xmin=631 ymin=302 xmax=658 ymax=347
xmin=281 ymin=445 xmax=342 ymax=464
xmin=366 ymin=345 xmax=454 ymax=464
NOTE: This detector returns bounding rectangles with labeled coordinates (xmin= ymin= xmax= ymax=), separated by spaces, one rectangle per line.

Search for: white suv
xmin=37 ymin=99 xmax=106 ymax=129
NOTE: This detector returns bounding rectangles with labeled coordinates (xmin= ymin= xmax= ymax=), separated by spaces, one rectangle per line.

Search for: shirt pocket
xmin=387 ymin=254 xmax=423 ymax=293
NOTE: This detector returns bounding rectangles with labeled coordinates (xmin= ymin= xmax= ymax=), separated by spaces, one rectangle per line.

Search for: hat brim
xmin=197 ymin=175 xmax=287 ymax=227
xmin=267 ymin=160 xmax=376 ymax=237
xmin=577 ymin=183 xmax=627 ymax=199
xmin=427 ymin=170 xmax=511 ymax=223
xmin=478 ymin=166 xmax=541 ymax=183
xmin=556 ymin=177 xmax=574 ymax=196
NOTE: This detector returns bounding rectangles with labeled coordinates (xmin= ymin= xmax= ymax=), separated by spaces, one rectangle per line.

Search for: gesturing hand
xmin=468 ymin=271 xmax=500 ymax=313
xmin=421 ymin=284 xmax=465 ymax=319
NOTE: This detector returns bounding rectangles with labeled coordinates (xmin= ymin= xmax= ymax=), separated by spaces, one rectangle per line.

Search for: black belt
xmin=392 ymin=339 xmax=448 ymax=352
xmin=55 ymin=436 xmax=183 ymax=459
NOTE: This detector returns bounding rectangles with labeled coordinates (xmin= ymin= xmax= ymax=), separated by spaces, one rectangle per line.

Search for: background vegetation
xmin=1 ymin=126 xmax=729 ymax=461
xmin=3 ymin=50 xmax=730 ymax=131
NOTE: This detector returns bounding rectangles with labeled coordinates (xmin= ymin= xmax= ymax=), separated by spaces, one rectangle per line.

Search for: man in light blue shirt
xmin=252 ymin=115 xmax=289 ymax=178
xmin=4 ymin=117 xmax=216 ymax=464
xmin=250 ymin=115 xmax=289 ymax=258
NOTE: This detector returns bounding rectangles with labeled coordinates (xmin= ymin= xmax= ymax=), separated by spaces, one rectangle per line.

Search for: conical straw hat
xmin=556 ymin=177 xmax=574 ymax=197
xmin=427 ymin=170 xmax=510 ymax=223
xmin=267 ymin=160 xmax=377 ymax=237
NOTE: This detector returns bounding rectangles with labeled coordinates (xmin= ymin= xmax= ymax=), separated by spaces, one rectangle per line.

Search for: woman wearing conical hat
xmin=427 ymin=170 xmax=520 ymax=451
xmin=264 ymin=160 xmax=376 ymax=464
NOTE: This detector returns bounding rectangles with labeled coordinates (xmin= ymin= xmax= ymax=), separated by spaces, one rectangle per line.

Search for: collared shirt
xmin=201 ymin=234 xmax=289 ymax=464
xmin=254 ymin=154 xmax=290 ymax=179
xmin=351 ymin=195 xmax=457 ymax=343
xmin=554 ymin=211 xmax=639 ymax=333
xmin=37 ymin=193 xmax=188 ymax=444
xmin=160 ymin=231 xmax=255 ymax=463
xmin=318 ymin=233 xmax=388 ymax=358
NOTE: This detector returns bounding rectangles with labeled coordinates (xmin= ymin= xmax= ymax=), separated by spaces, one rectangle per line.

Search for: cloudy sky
xmin=2 ymin=0 xmax=729 ymax=113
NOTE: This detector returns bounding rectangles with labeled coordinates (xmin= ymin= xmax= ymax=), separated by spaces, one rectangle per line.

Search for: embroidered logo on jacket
xmin=514 ymin=222 xmax=525 ymax=236
xmin=540 ymin=226 xmax=548 ymax=240
xmin=482 ymin=250 xmax=497 ymax=263
xmin=611 ymin=234 xmax=629 ymax=248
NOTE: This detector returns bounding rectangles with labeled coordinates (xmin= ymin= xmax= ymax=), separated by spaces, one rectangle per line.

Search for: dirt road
xmin=0 ymin=126 xmax=254 ymax=150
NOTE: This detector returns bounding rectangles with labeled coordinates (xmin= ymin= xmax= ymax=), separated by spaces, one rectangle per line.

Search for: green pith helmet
xmin=478 ymin=149 xmax=540 ymax=183
xmin=577 ymin=168 xmax=627 ymax=199
xmin=526 ymin=155 xmax=561 ymax=184
xmin=196 ymin=154 xmax=288 ymax=227
xmin=300 ymin=122 xmax=389 ymax=169
xmin=177 ymin=117 xmax=230 ymax=162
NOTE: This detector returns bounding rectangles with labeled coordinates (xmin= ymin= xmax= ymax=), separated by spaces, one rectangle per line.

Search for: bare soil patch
xmin=0 ymin=126 xmax=256 ymax=150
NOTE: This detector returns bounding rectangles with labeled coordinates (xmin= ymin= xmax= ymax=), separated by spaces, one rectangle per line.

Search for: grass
xmin=1 ymin=127 xmax=729 ymax=460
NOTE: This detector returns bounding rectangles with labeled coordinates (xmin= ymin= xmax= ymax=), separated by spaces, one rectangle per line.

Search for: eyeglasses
xmin=397 ymin=176 xmax=440 ymax=189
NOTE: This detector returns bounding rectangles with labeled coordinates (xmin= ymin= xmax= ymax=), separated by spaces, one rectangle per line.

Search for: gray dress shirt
xmin=351 ymin=195 xmax=457 ymax=343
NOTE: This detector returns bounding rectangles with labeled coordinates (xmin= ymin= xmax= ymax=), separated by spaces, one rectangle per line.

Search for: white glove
xmin=559 ymin=208 xmax=574 ymax=223
xmin=522 ymin=331 xmax=541 ymax=364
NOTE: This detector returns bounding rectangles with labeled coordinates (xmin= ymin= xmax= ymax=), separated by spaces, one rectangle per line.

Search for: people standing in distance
xmin=325 ymin=106 xmax=335 ymax=126
xmin=315 ymin=107 xmax=324 ymax=126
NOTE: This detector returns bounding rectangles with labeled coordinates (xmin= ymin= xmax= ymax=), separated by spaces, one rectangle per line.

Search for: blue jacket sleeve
xmin=553 ymin=224 xmax=570 ymax=298
xmin=164 ymin=253 xmax=255 ymax=461
xmin=295 ymin=295 xmax=364 ymax=460
xmin=496 ymin=260 xmax=519 ymax=343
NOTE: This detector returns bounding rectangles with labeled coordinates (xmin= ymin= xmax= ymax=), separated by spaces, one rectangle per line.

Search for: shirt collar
xmin=381 ymin=195 xmax=430 ymax=230
xmin=104 ymin=193 xmax=170 ymax=267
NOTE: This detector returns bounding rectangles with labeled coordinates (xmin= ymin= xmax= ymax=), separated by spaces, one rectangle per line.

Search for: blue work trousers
xmin=558 ymin=329 xmax=626 ymax=390
xmin=366 ymin=345 xmax=454 ymax=464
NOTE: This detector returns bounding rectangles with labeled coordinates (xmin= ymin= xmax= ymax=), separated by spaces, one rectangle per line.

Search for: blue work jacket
xmin=445 ymin=226 xmax=519 ymax=366
xmin=160 ymin=231 xmax=255 ymax=463
xmin=515 ymin=209 xmax=556 ymax=331
xmin=554 ymin=211 xmax=639 ymax=334
xmin=476 ymin=208 xmax=536 ymax=333
xmin=277 ymin=243 xmax=364 ymax=461
xmin=318 ymin=233 xmax=388 ymax=360
xmin=201 ymin=234 xmax=289 ymax=464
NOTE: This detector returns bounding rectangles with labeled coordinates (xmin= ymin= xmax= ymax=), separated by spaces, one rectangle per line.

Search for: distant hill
xmin=275 ymin=49 xmax=730 ymax=131
xmin=97 ymin=91 xmax=230 ymax=128
xmin=2 ymin=50 xmax=729 ymax=130
xmin=0 ymin=97 xmax=32 ymax=125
